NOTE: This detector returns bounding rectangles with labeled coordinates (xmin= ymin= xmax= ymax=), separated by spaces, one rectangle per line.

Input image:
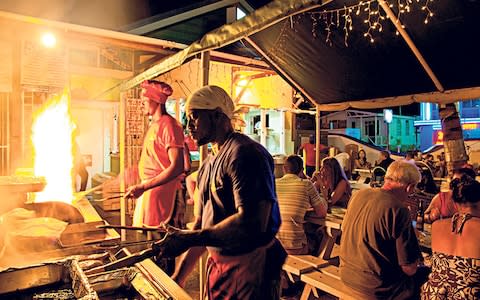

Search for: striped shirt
xmin=275 ymin=174 xmax=327 ymax=250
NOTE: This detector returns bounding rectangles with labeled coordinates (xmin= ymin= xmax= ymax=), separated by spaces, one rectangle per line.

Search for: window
xmin=405 ymin=120 xmax=410 ymax=135
xmin=396 ymin=119 xmax=401 ymax=136
xmin=461 ymin=99 xmax=480 ymax=108
xmin=461 ymin=99 xmax=480 ymax=118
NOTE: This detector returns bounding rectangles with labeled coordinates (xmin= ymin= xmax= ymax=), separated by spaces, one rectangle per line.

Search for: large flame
xmin=31 ymin=91 xmax=75 ymax=203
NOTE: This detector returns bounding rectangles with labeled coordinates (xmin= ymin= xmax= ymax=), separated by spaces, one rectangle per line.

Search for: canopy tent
xmin=122 ymin=0 xmax=480 ymax=111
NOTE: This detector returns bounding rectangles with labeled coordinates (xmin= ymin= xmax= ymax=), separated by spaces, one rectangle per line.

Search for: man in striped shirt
xmin=276 ymin=155 xmax=328 ymax=254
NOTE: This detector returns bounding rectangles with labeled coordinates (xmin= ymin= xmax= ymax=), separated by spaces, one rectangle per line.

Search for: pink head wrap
xmin=140 ymin=80 xmax=173 ymax=104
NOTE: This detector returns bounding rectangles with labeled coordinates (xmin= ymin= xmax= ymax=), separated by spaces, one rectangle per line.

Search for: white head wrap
xmin=185 ymin=85 xmax=235 ymax=119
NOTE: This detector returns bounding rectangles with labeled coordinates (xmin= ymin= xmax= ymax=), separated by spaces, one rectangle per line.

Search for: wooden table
xmin=353 ymin=168 xmax=372 ymax=184
xmin=349 ymin=181 xmax=370 ymax=191
xmin=305 ymin=207 xmax=346 ymax=260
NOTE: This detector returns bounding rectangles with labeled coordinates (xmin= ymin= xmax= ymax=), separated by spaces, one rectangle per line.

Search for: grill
xmin=0 ymin=249 xmax=191 ymax=299
xmin=0 ymin=176 xmax=191 ymax=299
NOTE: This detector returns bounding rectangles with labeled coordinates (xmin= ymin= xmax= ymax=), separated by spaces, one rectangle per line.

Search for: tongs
xmin=86 ymin=224 xmax=180 ymax=275
xmin=84 ymin=247 xmax=155 ymax=275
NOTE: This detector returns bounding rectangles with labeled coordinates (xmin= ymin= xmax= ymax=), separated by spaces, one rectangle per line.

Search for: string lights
xmin=307 ymin=0 xmax=436 ymax=46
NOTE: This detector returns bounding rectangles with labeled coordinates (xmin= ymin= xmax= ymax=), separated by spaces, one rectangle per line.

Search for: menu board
xmin=125 ymin=95 xmax=146 ymax=167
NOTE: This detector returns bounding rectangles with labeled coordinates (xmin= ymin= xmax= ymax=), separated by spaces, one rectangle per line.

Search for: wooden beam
xmin=316 ymin=86 xmax=480 ymax=111
xmin=135 ymin=54 xmax=166 ymax=71
xmin=210 ymin=50 xmax=270 ymax=68
xmin=0 ymin=10 xmax=186 ymax=50
xmin=67 ymin=31 xmax=180 ymax=54
xmin=378 ymin=0 xmax=444 ymax=92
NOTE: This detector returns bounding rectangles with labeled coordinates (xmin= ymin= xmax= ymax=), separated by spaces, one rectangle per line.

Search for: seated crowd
xmin=275 ymin=148 xmax=479 ymax=299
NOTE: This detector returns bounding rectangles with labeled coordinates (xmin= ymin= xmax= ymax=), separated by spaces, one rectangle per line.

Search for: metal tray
xmin=0 ymin=258 xmax=98 ymax=299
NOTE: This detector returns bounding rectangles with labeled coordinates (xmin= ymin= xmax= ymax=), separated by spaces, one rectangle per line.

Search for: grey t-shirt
xmin=339 ymin=188 xmax=422 ymax=299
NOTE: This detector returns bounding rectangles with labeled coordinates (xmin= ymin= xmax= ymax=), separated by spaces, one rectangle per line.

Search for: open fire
xmin=32 ymin=90 xmax=76 ymax=203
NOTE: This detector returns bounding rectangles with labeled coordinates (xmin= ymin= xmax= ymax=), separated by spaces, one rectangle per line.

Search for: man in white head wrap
xmin=154 ymin=85 xmax=287 ymax=299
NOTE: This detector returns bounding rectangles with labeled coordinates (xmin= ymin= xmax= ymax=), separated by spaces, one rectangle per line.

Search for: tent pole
xmin=199 ymin=51 xmax=211 ymax=163
xmin=119 ymin=91 xmax=126 ymax=241
xmin=378 ymin=0 xmax=444 ymax=92
xmin=315 ymin=105 xmax=321 ymax=172
xmin=198 ymin=50 xmax=210 ymax=299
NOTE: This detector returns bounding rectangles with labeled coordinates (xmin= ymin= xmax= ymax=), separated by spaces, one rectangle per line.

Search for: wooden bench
xmin=300 ymin=270 xmax=356 ymax=300
xmin=282 ymin=255 xmax=330 ymax=282
xmin=283 ymin=254 xmax=357 ymax=300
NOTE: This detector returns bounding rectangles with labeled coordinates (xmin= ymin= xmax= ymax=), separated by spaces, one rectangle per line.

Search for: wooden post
xmin=315 ymin=105 xmax=321 ymax=172
xmin=119 ymin=91 xmax=126 ymax=241
xmin=198 ymin=50 xmax=210 ymax=299
xmin=199 ymin=51 xmax=210 ymax=162
xmin=439 ymin=103 xmax=468 ymax=177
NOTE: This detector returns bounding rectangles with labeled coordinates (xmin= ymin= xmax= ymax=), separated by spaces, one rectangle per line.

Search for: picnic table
xmin=304 ymin=207 xmax=345 ymax=260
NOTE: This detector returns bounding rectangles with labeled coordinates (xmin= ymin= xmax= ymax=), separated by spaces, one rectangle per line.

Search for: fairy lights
xmin=307 ymin=0 xmax=436 ymax=46
xmin=421 ymin=0 xmax=435 ymax=24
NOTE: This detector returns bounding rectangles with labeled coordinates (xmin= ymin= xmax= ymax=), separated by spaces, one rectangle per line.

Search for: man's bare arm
xmin=172 ymin=246 xmax=206 ymax=287
xmin=126 ymin=147 xmax=184 ymax=198
xmin=154 ymin=200 xmax=272 ymax=257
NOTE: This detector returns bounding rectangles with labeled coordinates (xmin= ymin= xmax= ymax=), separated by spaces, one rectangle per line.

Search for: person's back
xmin=276 ymin=156 xmax=326 ymax=253
xmin=424 ymin=168 xmax=477 ymax=222
xmin=421 ymin=175 xmax=480 ymax=299
xmin=430 ymin=215 xmax=480 ymax=258
xmin=340 ymin=161 xmax=425 ymax=299
xmin=340 ymin=189 xmax=421 ymax=298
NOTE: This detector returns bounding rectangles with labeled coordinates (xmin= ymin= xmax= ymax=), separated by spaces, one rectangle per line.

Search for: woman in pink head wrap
xmin=125 ymin=80 xmax=186 ymax=273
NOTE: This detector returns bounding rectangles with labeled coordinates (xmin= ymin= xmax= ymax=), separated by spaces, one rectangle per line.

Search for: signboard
xmin=433 ymin=123 xmax=480 ymax=144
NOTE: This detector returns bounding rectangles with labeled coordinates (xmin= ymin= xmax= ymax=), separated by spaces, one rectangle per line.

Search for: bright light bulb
xmin=41 ymin=33 xmax=56 ymax=48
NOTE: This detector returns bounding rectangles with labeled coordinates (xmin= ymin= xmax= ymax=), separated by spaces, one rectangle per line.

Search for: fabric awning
xmin=122 ymin=0 xmax=480 ymax=110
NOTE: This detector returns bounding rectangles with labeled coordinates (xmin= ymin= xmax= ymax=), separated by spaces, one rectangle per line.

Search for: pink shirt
xmin=301 ymin=143 xmax=316 ymax=166
xmin=138 ymin=114 xmax=184 ymax=226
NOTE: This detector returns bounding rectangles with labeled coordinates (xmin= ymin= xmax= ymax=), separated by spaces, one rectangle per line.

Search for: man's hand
xmin=125 ymin=184 xmax=146 ymax=199
xmin=153 ymin=229 xmax=193 ymax=258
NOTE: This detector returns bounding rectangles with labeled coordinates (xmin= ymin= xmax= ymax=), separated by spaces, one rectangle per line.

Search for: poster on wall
xmin=21 ymin=40 xmax=67 ymax=88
